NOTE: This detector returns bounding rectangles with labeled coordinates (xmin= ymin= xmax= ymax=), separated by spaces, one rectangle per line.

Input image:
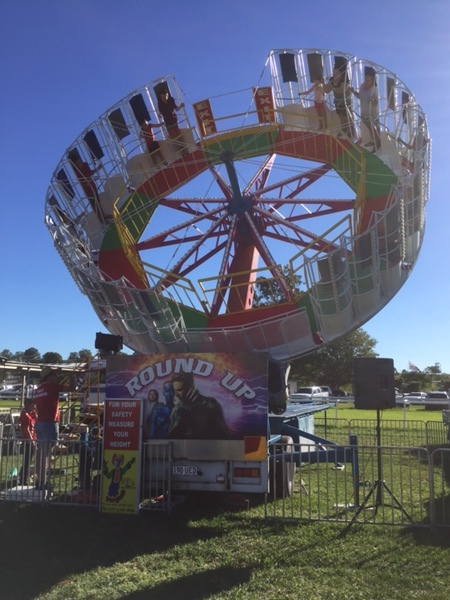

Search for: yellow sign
xmin=101 ymin=399 xmax=142 ymax=514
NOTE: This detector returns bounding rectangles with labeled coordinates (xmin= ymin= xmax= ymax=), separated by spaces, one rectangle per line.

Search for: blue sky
xmin=1 ymin=0 xmax=449 ymax=373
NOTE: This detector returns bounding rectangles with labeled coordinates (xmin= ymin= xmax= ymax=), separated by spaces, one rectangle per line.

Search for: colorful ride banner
xmin=253 ymin=87 xmax=276 ymax=124
xmin=101 ymin=398 xmax=142 ymax=514
xmin=105 ymin=353 xmax=269 ymax=454
xmin=193 ymin=99 xmax=217 ymax=137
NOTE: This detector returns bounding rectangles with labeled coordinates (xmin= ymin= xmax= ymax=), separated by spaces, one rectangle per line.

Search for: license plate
xmin=172 ymin=465 xmax=198 ymax=476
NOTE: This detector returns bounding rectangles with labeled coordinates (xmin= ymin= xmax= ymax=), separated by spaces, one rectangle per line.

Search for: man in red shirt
xmin=18 ymin=399 xmax=37 ymax=486
xmin=34 ymin=366 xmax=75 ymax=490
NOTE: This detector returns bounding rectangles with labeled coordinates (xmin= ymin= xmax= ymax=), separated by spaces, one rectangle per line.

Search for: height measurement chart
xmin=101 ymin=399 xmax=142 ymax=514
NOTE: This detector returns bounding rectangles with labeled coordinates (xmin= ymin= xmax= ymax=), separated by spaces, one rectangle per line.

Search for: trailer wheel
xmin=269 ymin=435 xmax=295 ymax=499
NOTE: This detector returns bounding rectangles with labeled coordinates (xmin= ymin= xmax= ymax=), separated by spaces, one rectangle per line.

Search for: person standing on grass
xmin=33 ymin=366 xmax=75 ymax=490
xmin=18 ymin=398 xmax=37 ymax=486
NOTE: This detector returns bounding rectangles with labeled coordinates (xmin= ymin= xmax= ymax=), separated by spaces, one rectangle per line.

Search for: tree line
xmin=290 ymin=330 xmax=449 ymax=393
xmin=0 ymin=348 xmax=95 ymax=365
xmin=1 ymin=330 xmax=449 ymax=393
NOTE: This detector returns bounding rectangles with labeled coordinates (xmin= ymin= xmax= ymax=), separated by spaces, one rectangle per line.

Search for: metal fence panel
xmin=315 ymin=417 xmax=448 ymax=448
xmin=140 ymin=441 xmax=172 ymax=512
xmin=1 ymin=434 xmax=449 ymax=528
xmin=0 ymin=437 xmax=101 ymax=507
xmin=265 ymin=440 xmax=449 ymax=528
xmin=429 ymin=448 xmax=450 ymax=528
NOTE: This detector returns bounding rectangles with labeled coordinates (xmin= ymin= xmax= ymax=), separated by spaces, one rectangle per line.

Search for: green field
xmin=1 ymin=401 xmax=449 ymax=599
xmin=0 ymin=496 xmax=449 ymax=600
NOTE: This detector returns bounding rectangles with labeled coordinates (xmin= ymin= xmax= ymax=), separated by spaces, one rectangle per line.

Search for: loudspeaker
xmin=95 ymin=332 xmax=123 ymax=354
xmin=268 ymin=359 xmax=289 ymax=415
xmin=353 ymin=357 xmax=395 ymax=410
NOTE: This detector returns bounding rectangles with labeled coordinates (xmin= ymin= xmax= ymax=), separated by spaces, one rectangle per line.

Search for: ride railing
xmin=198 ymin=263 xmax=301 ymax=316
xmin=296 ymin=178 xmax=422 ymax=337
xmin=45 ymin=75 xmax=199 ymax=249
xmin=268 ymin=50 xmax=429 ymax=153
xmin=294 ymin=217 xmax=354 ymax=328
xmin=113 ymin=258 xmax=317 ymax=355
xmin=182 ymin=305 xmax=314 ymax=359
xmin=45 ymin=50 xmax=430 ymax=257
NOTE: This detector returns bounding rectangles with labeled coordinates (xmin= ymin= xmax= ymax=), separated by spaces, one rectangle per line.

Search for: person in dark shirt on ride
xmin=167 ymin=372 xmax=230 ymax=440
xmin=157 ymin=90 xmax=185 ymax=139
xmin=324 ymin=67 xmax=355 ymax=139
xmin=68 ymin=150 xmax=105 ymax=223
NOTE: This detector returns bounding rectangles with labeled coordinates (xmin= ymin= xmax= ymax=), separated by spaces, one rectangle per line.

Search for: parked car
xmin=331 ymin=389 xmax=348 ymax=398
xmin=423 ymin=391 xmax=450 ymax=410
xmin=319 ymin=386 xmax=332 ymax=397
xmin=403 ymin=392 xmax=427 ymax=401
xmin=290 ymin=386 xmax=329 ymax=403
xmin=395 ymin=395 xmax=410 ymax=407
xmin=426 ymin=391 xmax=449 ymax=401
xmin=0 ymin=384 xmax=36 ymax=399
xmin=0 ymin=384 xmax=23 ymax=398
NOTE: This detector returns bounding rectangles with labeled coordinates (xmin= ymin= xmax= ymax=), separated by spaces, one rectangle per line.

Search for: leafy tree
xmin=42 ymin=351 xmax=63 ymax=364
xmin=424 ymin=363 xmax=441 ymax=374
xmin=67 ymin=349 xmax=93 ymax=363
xmin=395 ymin=370 xmax=428 ymax=393
xmin=23 ymin=347 xmax=41 ymax=363
xmin=290 ymin=328 xmax=378 ymax=390
xmin=0 ymin=349 xmax=14 ymax=360
xmin=78 ymin=349 xmax=93 ymax=362
xmin=253 ymin=266 xmax=303 ymax=306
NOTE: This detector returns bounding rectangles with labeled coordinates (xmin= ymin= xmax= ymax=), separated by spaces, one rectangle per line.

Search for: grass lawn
xmin=1 ymin=399 xmax=449 ymax=599
xmin=331 ymin=403 xmax=445 ymax=422
xmin=0 ymin=498 xmax=449 ymax=600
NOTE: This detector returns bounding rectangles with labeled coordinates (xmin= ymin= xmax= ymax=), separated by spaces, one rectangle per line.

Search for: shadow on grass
xmin=0 ymin=494 xmax=262 ymax=600
xmin=118 ymin=566 xmax=253 ymax=600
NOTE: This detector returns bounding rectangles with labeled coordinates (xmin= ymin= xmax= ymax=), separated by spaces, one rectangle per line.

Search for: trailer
xmin=95 ymin=351 xmax=357 ymax=510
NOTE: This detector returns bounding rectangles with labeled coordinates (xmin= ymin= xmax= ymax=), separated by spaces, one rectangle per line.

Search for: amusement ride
xmin=45 ymin=49 xmax=430 ymax=362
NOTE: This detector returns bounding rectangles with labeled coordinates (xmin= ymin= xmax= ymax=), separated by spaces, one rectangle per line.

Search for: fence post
xmin=349 ymin=434 xmax=360 ymax=507
xmin=428 ymin=448 xmax=435 ymax=529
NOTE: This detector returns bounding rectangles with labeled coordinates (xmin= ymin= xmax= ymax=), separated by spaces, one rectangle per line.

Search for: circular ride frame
xmin=45 ymin=49 xmax=430 ymax=361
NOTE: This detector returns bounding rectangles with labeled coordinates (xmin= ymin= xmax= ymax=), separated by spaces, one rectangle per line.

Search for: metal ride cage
xmin=44 ymin=50 xmax=430 ymax=362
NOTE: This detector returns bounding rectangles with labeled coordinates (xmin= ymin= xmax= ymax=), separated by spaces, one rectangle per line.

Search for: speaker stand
xmin=341 ymin=409 xmax=412 ymax=535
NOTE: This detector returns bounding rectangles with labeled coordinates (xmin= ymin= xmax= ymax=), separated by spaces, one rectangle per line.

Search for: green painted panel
xmin=333 ymin=147 xmax=397 ymax=197
xmin=297 ymin=293 xmax=318 ymax=332
xmin=100 ymin=192 xmax=158 ymax=251
xmin=167 ymin=299 xmax=209 ymax=330
xmin=202 ymin=129 xmax=280 ymax=164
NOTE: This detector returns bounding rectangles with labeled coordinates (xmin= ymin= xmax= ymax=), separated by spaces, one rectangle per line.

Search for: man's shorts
xmin=36 ymin=422 xmax=59 ymax=445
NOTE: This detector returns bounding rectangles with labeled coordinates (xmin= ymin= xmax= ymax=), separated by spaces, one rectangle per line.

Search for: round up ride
xmin=45 ymin=49 xmax=430 ymax=361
